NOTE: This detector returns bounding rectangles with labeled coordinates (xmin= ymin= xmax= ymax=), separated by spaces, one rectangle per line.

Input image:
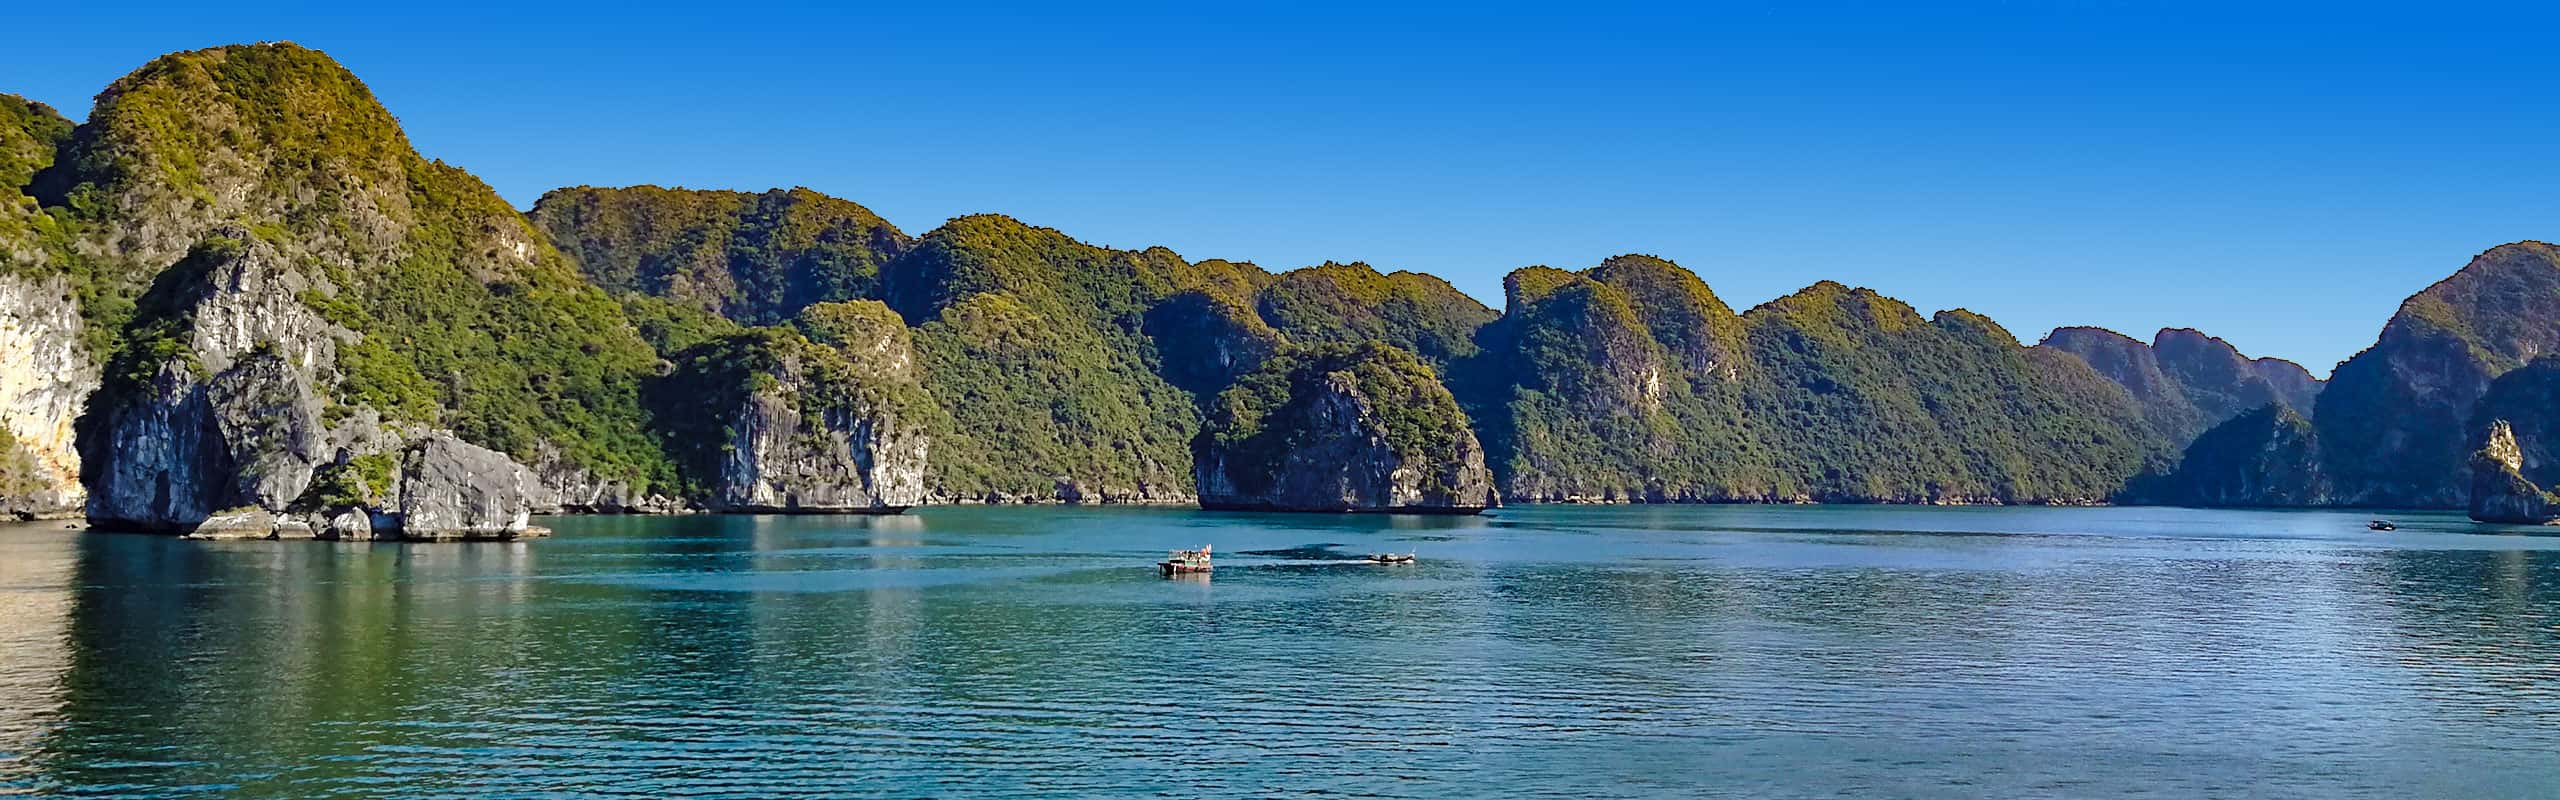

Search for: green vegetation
xmin=2152 ymin=329 xmax=2297 ymax=422
xmin=2127 ymin=242 xmax=2560 ymax=510
xmin=650 ymin=300 xmax=941 ymax=496
xmin=618 ymin=293 xmax=745 ymax=354
xmin=1737 ymin=285 xmax=2132 ymax=502
xmin=2311 ymin=242 xmax=2560 ymax=506
xmin=2123 ymin=405 xmax=2328 ymax=506
xmin=543 ymin=187 xmax=1536 ymax=503
xmin=532 ymin=186 xmax=911 ymax=326
xmin=1143 ymin=288 xmax=1282 ymax=397
xmin=329 ymin=335 xmax=439 ymax=424
xmin=43 ymin=43 xmax=678 ymax=490
xmin=1253 ymin=262 xmax=1495 ymax=365
xmin=883 ymin=215 xmax=1260 ymax=325
xmin=295 ymin=453 xmax=395 ymax=511
xmin=42 ymin=43 xmax=408 ymax=213
xmin=0 ymin=426 xmax=42 ymax=502
xmin=44 ymin=43 xmax=2404 ymax=512
xmin=36 ymin=41 xmax=2413 ymax=514
xmin=792 ymin=298 xmax=908 ymax=355
xmin=1464 ymin=262 xmax=1762 ymax=499
xmin=568 ymin=193 xmax=2171 ymax=505
xmin=0 ymin=94 xmax=70 ymax=194
xmin=363 ymin=159 xmax=672 ymax=485
xmin=1466 ymin=260 xmax=2164 ymax=503
xmin=0 ymin=95 xmax=76 ymax=321
xmin=1201 ymin=342 xmax=1478 ymax=498
xmin=92 ymin=236 xmax=235 ymax=398
xmin=30 ymin=43 xmax=415 ymax=354
xmin=1586 ymin=255 xmax=1748 ymax=380
xmin=2039 ymin=326 xmax=2321 ymax=447
xmin=909 ymin=291 xmax=1202 ymax=498
xmin=881 ymin=216 xmax=1264 ymax=499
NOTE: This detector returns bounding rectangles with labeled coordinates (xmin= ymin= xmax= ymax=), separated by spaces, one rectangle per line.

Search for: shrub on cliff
xmin=1198 ymin=341 xmax=1494 ymax=510
xmin=37 ymin=43 xmax=678 ymax=493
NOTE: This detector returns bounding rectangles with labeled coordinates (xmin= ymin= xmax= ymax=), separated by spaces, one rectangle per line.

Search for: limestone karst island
xmin=7 ymin=21 xmax=2560 ymax=798
xmin=6 ymin=46 xmax=2560 ymax=534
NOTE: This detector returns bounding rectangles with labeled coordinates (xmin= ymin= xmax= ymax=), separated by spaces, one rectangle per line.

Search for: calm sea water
xmin=1 ymin=505 xmax=2558 ymax=798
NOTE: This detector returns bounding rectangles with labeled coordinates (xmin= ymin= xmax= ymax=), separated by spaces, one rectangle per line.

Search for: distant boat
xmin=1160 ymin=545 xmax=1213 ymax=575
xmin=1366 ymin=553 xmax=1416 ymax=564
xmin=2367 ymin=520 xmax=2397 ymax=532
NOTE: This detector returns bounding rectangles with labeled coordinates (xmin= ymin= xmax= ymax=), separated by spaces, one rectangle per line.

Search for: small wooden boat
xmin=2367 ymin=520 xmax=2397 ymax=532
xmin=1366 ymin=553 xmax=1416 ymax=564
xmin=1160 ymin=544 xmax=1213 ymax=575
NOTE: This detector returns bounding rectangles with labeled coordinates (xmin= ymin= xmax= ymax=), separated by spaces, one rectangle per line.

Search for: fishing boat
xmin=2367 ymin=520 xmax=2397 ymax=532
xmin=1160 ymin=545 xmax=1213 ymax=575
xmin=1366 ymin=552 xmax=1416 ymax=564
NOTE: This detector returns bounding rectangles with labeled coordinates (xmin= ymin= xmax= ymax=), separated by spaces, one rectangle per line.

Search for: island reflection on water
xmin=0 ymin=505 xmax=2557 ymax=798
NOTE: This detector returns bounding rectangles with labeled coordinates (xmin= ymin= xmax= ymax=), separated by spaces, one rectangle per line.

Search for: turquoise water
xmin=2 ymin=505 xmax=2558 ymax=798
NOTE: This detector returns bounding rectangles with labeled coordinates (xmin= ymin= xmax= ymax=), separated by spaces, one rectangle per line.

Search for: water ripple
xmin=1 ymin=507 xmax=2558 ymax=797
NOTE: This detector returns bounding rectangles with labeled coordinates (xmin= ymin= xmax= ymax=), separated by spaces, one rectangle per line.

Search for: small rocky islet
xmin=4 ymin=43 xmax=2560 ymax=536
xmin=1194 ymin=342 xmax=1498 ymax=513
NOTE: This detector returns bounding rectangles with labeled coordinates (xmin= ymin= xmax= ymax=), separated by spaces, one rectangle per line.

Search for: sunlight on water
xmin=1 ymin=506 xmax=2556 ymax=798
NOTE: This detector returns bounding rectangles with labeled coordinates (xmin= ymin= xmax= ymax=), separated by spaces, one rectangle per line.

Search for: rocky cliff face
xmin=1196 ymin=343 xmax=1497 ymax=512
xmin=1145 ymin=288 xmax=1281 ymax=397
xmin=2253 ymin=358 xmax=2324 ymax=414
xmin=2312 ymin=242 xmax=2560 ymax=507
xmin=527 ymin=442 xmax=685 ymax=514
xmin=78 ymin=234 xmax=546 ymax=537
xmin=0 ymin=96 xmax=89 ymax=519
xmin=59 ymin=43 xmax=2558 ymax=521
xmin=81 ymin=235 xmax=347 ymax=530
xmin=25 ymin=44 xmax=668 ymax=536
xmin=181 ymin=431 xmax=550 ymax=541
xmin=2124 ymin=405 xmax=2330 ymax=507
xmin=717 ymin=388 xmax=928 ymax=512
xmin=656 ymin=301 xmax=934 ymax=512
xmin=2132 ymin=243 xmax=2560 ymax=510
xmin=0 ymin=274 xmax=94 ymax=518
xmin=2463 ymin=357 xmax=2560 ymax=515
xmin=394 ymin=433 xmax=545 ymax=539
xmin=1468 ymin=262 xmax=1748 ymax=502
xmin=2468 ymin=420 xmax=2558 ymax=524
xmin=2038 ymin=326 xmax=2323 ymax=446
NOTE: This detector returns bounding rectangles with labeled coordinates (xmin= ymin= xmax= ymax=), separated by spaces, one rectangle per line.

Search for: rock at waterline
xmin=653 ymin=301 xmax=934 ymax=513
xmin=392 ymin=433 xmax=549 ymax=540
xmin=1195 ymin=342 xmax=1498 ymax=513
xmin=2469 ymin=420 xmax=2560 ymax=524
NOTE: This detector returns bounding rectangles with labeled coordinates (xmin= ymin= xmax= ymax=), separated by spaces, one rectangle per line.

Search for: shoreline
xmin=12 ymin=498 xmax=2476 ymax=535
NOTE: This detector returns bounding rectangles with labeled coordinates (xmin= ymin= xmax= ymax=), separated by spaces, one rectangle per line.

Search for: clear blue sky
xmin=12 ymin=2 xmax=2558 ymax=375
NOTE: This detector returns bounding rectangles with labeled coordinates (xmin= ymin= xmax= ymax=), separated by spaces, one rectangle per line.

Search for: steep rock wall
xmin=2469 ymin=420 xmax=2560 ymax=524
xmin=1196 ymin=343 xmax=1498 ymax=512
xmin=0 ymin=274 xmax=95 ymax=517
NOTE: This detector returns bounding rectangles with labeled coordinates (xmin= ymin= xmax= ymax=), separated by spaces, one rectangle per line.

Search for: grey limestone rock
xmin=390 ymin=433 xmax=544 ymax=540
xmin=2469 ymin=420 xmax=2560 ymax=524
xmin=1196 ymin=344 xmax=1498 ymax=513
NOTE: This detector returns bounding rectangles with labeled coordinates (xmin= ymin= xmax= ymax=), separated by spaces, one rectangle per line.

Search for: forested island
xmin=4 ymin=43 xmax=2558 ymax=537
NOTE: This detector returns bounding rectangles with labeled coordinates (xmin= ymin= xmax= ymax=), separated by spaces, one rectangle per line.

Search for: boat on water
xmin=2367 ymin=520 xmax=2397 ymax=532
xmin=1367 ymin=553 xmax=1416 ymax=564
xmin=1160 ymin=545 xmax=1213 ymax=575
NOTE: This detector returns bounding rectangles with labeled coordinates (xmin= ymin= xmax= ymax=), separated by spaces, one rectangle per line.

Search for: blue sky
xmin=12 ymin=2 xmax=2558 ymax=374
